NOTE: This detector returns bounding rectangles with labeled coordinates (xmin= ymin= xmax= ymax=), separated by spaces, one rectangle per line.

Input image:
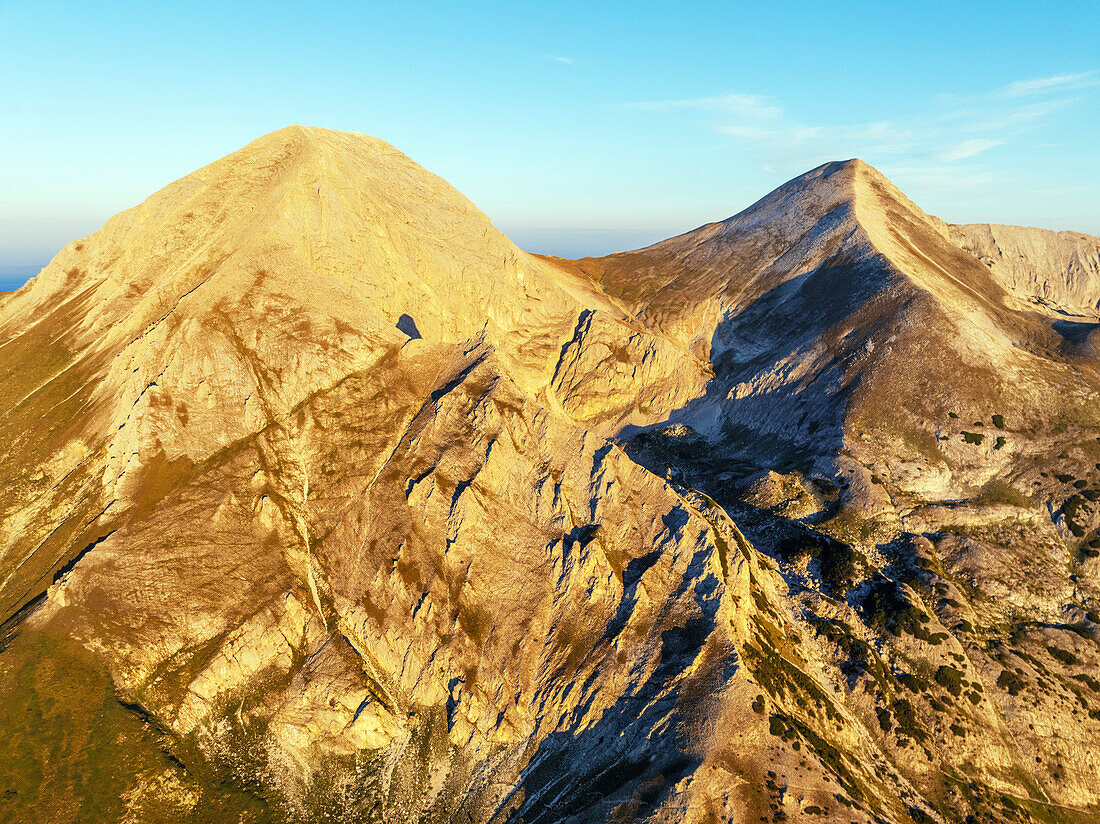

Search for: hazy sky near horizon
xmin=2 ymin=0 xmax=1099 ymax=283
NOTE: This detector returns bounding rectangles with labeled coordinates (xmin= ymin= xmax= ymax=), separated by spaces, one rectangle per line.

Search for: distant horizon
xmin=0 ymin=223 xmax=670 ymax=292
xmin=6 ymin=140 xmax=1100 ymax=294
xmin=0 ymin=265 xmax=41 ymax=292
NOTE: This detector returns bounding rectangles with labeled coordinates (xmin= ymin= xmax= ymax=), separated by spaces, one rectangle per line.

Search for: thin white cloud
xmin=953 ymin=98 xmax=1073 ymax=134
xmin=934 ymin=138 xmax=1005 ymax=162
xmin=544 ymin=55 xmax=576 ymax=65
xmin=624 ymin=92 xmax=783 ymax=120
xmin=715 ymin=121 xmax=912 ymax=152
xmin=1002 ymin=71 xmax=1099 ymax=97
xmin=624 ymin=71 xmax=1097 ymax=175
xmin=711 ymin=121 xmax=915 ymax=173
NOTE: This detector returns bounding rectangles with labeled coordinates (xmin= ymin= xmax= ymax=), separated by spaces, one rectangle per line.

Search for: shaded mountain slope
xmin=563 ymin=160 xmax=1100 ymax=523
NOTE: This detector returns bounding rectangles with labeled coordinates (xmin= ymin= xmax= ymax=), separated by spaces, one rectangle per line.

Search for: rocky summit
xmin=2 ymin=126 xmax=1100 ymax=824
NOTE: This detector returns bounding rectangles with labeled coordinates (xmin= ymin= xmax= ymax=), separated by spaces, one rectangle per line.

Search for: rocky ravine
xmin=1 ymin=127 xmax=1099 ymax=824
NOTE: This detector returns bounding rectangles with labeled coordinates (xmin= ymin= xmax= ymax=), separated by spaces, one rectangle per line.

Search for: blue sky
xmin=2 ymin=0 xmax=1098 ymax=289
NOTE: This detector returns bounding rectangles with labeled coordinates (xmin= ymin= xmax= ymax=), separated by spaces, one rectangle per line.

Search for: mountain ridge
xmin=3 ymin=128 xmax=1100 ymax=824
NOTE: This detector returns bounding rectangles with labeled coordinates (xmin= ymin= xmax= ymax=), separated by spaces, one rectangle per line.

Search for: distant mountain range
xmin=2 ymin=127 xmax=1099 ymax=824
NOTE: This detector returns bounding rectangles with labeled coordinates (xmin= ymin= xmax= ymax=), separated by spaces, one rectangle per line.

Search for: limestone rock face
xmin=950 ymin=223 xmax=1100 ymax=317
xmin=2 ymin=131 xmax=1100 ymax=824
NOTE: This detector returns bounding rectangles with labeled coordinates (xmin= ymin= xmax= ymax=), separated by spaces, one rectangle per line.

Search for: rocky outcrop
xmin=950 ymin=223 xmax=1100 ymax=318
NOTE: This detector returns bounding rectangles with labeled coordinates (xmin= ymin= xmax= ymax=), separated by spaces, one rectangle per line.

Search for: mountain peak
xmin=759 ymin=157 xmax=902 ymax=215
xmin=767 ymin=157 xmax=881 ymax=192
xmin=19 ymin=125 xmax=484 ymax=305
xmin=825 ymin=156 xmax=875 ymax=174
xmin=186 ymin=125 xmax=406 ymax=195
xmin=626 ymin=156 xmax=908 ymax=269
xmin=794 ymin=155 xmax=874 ymax=179
xmin=238 ymin=124 xmax=393 ymax=157
xmin=568 ymin=153 xmax=1011 ymax=361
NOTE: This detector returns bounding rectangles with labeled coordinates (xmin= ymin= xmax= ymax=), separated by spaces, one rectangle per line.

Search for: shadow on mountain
xmin=489 ymin=548 xmax=733 ymax=823
xmin=396 ymin=313 xmax=422 ymax=339
xmin=1053 ymin=318 xmax=1100 ymax=356
xmin=620 ymin=252 xmax=903 ymax=487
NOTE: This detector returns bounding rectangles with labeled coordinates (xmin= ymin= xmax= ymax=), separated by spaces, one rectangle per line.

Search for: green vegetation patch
xmin=934 ymin=665 xmax=964 ymax=697
xmin=775 ymin=532 xmax=859 ymax=593
xmin=974 ymin=478 xmax=1032 ymax=508
xmin=897 ymin=671 xmax=928 ymax=693
xmin=859 ymin=579 xmax=936 ymax=642
xmin=1047 ymin=645 xmax=1079 ymax=666
xmin=961 ymin=431 xmax=984 ymax=445
xmin=996 ymin=670 xmax=1027 ymax=696
xmin=891 ymin=698 xmax=926 ymax=743
xmin=0 ymin=630 xmax=271 ymax=824
xmin=742 ymin=639 xmax=840 ymax=725
xmin=1073 ymin=673 xmax=1100 ymax=692
xmin=804 ymin=615 xmax=891 ymax=693
xmin=1062 ymin=495 xmax=1089 ymax=538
